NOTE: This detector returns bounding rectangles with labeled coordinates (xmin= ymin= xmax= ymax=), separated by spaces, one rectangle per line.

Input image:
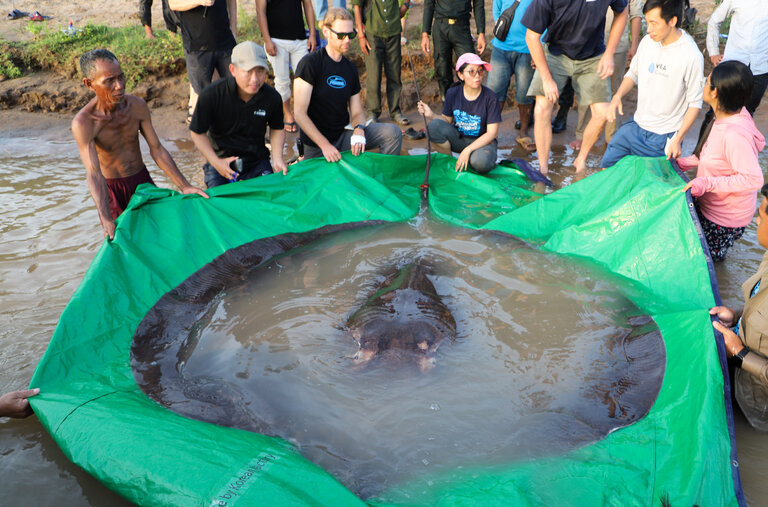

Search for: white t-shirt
xmin=626 ymin=31 xmax=704 ymax=135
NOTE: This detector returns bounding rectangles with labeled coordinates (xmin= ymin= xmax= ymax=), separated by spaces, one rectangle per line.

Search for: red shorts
xmin=105 ymin=166 xmax=155 ymax=219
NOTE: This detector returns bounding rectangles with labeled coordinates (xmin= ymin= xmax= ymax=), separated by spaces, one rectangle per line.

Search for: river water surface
xmin=1 ymin=122 xmax=767 ymax=505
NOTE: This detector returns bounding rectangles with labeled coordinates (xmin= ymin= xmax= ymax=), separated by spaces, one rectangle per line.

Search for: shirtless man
xmin=72 ymin=49 xmax=208 ymax=240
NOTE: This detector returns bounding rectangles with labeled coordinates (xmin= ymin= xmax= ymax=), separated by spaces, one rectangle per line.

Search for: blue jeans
xmin=601 ymin=120 xmax=674 ymax=169
xmin=313 ymin=0 xmax=345 ymax=22
xmin=487 ymin=47 xmax=534 ymax=106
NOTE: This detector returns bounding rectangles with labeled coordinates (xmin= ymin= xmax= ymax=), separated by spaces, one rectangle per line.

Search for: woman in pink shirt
xmin=683 ymin=61 xmax=765 ymax=261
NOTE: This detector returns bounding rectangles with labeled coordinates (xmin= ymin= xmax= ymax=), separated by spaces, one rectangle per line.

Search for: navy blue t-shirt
xmin=521 ymin=0 xmax=627 ymax=60
xmin=441 ymin=85 xmax=501 ymax=138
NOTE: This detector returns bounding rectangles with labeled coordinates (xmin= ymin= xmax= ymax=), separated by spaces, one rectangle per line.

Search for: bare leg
xmin=533 ymin=95 xmax=555 ymax=174
xmin=573 ymin=102 xmax=607 ymax=173
xmin=518 ymin=103 xmax=532 ymax=138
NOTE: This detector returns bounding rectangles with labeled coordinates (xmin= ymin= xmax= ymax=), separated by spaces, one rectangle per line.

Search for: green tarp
xmin=30 ymin=153 xmax=742 ymax=506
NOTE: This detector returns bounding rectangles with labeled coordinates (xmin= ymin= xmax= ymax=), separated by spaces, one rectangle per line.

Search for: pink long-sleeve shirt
xmin=690 ymin=107 xmax=765 ymax=228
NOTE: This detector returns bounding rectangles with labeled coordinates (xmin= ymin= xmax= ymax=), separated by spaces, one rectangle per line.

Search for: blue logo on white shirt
xmin=327 ymin=75 xmax=346 ymax=89
xmin=648 ymin=62 xmax=655 ymax=74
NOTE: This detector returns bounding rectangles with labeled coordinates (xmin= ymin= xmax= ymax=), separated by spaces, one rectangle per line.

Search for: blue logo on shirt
xmin=327 ymin=75 xmax=346 ymax=89
xmin=648 ymin=62 xmax=655 ymax=74
xmin=453 ymin=109 xmax=482 ymax=137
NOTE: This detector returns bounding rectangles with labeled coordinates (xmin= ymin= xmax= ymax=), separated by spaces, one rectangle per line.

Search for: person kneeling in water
xmin=417 ymin=53 xmax=501 ymax=174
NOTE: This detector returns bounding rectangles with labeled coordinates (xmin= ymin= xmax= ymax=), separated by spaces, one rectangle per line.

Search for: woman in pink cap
xmin=417 ymin=53 xmax=501 ymax=173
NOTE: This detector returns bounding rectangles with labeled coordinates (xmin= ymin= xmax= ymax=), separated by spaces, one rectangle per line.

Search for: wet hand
xmin=597 ymin=52 xmax=614 ymax=80
xmin=215 ymin=156 xmax=239 ymax=180
xmin=455 ymin=148 xmax=471 ymax=172
xmin=712 ymin=320 xmax=745 ymax=357
xmin=606 ymin=97 xmax=623 ymax=123
xmin=0 ymin=388 xmax=39 ymax=419
xmin=665 ymin=137 xmax=682 ymax=160
xmin=180 ymin=185 xmax=209 ymax=199
xmin=709 ymin=306 xmax=736 ymax=328
xmin=102 ymin=219 xmax=116 ymax=240
xmin=321 ymin=143 xmax=342 ymax=163
xmin=273 ymin=159 xmax=288 ymax=175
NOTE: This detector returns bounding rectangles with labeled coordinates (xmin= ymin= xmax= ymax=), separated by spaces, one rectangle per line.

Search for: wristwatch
xmin=734 ymin=347 xmax=749 ymax=368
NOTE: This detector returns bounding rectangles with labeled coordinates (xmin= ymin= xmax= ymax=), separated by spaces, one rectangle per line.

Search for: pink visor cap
xmin=455 ymin=53 xmax=492 ymax=72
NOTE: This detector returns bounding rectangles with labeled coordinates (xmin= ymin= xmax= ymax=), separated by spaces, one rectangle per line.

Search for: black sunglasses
xmin=327 ymin=27 xmax=357 ymax=40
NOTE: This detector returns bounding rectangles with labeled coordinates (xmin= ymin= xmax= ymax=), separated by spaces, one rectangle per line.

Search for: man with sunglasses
xmin=294 ymin=8 xmax=403 ymax=162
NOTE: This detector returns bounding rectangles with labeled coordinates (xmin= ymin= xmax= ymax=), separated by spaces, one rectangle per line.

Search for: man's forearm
xmin=150 ymin=145 xmax=193 ymax=189
xmin=227 ymin=0 xmax=237 ymax=35
xmin=604 ymin=8 xmax=628 ymax=55
xmin=269 ymin=129 xmax=286 ymax=165
xmin=525 ymin=31 xmax=551 ymax=82
xmin=191 ymin=131 xmax=225 ymax=167
xmin=255 ymin=0 xmax=271 ymax=42
xmin=614 ymin=76 xmax=635 ymax=101
xmin=676 ymin=106 xmax=701 ymax=140
xmin=86 ymin=170 xmax=115 ymax=225
xmin=472 ymin=0 xmax=485 ymax=34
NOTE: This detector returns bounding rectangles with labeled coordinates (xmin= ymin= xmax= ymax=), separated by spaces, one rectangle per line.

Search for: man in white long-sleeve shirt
xmin=684 ymin=0 xmax=768 ymax=162
xmin=601 ymin=0 xmax=703 ymax=170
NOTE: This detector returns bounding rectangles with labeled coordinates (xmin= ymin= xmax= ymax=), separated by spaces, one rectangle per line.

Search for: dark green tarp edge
xmin=30 ymin=153 xmax=740 ymax=506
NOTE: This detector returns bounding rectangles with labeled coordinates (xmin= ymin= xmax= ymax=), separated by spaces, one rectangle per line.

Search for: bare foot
xmin=144 ymin=25 xmax=155 ymax=39
xmin=569 ymin=139 xmax=582 ymax=151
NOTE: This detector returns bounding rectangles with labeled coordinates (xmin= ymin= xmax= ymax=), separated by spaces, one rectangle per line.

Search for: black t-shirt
xmin=521 ymin=0 xmax=627 ymax=60
xmin=266 ymin=0 xmax=307 ymax=40
xmin=294 ymin=48 xmax=362 ymax=147
xmin=190 ymin=77 xmax=284 ymax=164
xmin=441 ymin=85 xmax=501 ymax=137
xmin=177 ymin=0 xmax=236 ymax=52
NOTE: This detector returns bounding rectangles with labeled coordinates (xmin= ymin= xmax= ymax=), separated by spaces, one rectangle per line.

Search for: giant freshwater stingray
xmin=131 ymin=221 xmax=666 ymax=494
xmin=346 ymin=262 xmax=456 ymax=371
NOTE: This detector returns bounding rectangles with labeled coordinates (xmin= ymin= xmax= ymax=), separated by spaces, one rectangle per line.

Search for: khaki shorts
xmin=527 ymin=47 xmax=611 ymax=105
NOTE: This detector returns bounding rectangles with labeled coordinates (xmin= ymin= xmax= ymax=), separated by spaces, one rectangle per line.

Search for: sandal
xmin=8 ymin=9 xmax=29 ymax=20
xmin=403 ymin=127 xmax=425 ymax=140
xmin=284 ymin=121 xmax=298 ymax=133
xmin=29 ymin=11 xmax=50 ymax=21
xmin=516 ymin=136 xmax=536 ymax=152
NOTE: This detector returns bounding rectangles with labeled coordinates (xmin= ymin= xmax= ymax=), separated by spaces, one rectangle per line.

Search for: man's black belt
xmin=434 ymin=16 xmax=469 ymax=25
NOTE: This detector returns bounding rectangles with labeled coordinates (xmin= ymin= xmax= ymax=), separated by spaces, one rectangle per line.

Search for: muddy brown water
xmin=131 ymin=218 xmax=665 ymax=499
xmin=1 ymin=117 xmax=767 ymax=505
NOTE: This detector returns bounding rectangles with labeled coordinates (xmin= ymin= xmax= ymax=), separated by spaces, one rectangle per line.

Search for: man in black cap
xmin=189 ymin=41 xmax=287 ymax=188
